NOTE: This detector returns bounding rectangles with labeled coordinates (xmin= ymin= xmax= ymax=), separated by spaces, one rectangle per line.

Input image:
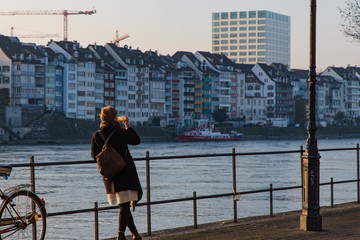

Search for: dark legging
xmin=119 ymin=202 xmax=136 ymax=232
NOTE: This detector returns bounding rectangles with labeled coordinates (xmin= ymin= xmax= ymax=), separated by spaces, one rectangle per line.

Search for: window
xmin=212 ymin=22 xmax=219 ymax=26
xmin=68 ymin=83 xmax=75 ymax=90
xmin=230 ymin=12 xmax=237 ymax=19
xmin=239 ymin=11 xmax=247 ymax=18
xmin=249 ymin=11 xmax=256 ymax=18
xmin=230 ymin=33 xmax=237 ymax=38
xmin=221 ymin=27 xmax=228 ymax=32
xmin=212 ymin=28 xmax=219 ymax=33
xmin=239 ymin=33 xmax=246 ymax=37
xmin=221 ymin=12 xmax=228 ymax=19
xmin=239 ymin=27 xmax=247 ymax=31
xmin=249 ymin=20 xmax=256 ymax=24
xmin=230 ymin=27 xmax=237 ymax=31
xmin=69 ymin=64 xmax=75 ymax=71
xmin=230 ymin=21 xmax=237 ymax=25
xmin=239 ymin=20 xmax=247 ymax=25
xmin=258 ymin=11 xmax=266 ymax=18
xmin=249 ymin=33 xmax=256 ymax=37
xmin=230 ymin=39 xmax=237 ymax=44
xmin=221 ymin=40 xmax=228 ymax=44
xmin=249 ymin=26 xmax=256 ymax=31
xmin=68 ymin=74 xmax=75 ymax=80
xmin=221 ymin=21 xmax=228 ymax=26
xmin=221 ymin=34 xmax=228 ymax=38
xmin=212 ymin=13 xmax=219 ymax=20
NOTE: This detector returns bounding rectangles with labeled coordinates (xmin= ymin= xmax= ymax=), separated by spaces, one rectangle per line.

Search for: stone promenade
xmin=116 ymin=202 xmax=360 ymax=240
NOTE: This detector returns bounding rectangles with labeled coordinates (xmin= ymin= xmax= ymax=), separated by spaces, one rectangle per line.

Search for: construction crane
xmin=0 ymin=9 xmax=96 ymax=41
xmin=10 ymin=27 xmax=60 ymax=39
xmin=111 ymin=30 xmax=130 ymax=46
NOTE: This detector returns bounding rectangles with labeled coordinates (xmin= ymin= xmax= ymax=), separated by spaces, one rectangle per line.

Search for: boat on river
xmin=178 ymin=127 xmax=243 ymax=142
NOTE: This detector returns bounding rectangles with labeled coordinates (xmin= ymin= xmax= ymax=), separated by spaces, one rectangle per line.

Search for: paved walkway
xmin=106 ymin=202 xmax=360 ymax=240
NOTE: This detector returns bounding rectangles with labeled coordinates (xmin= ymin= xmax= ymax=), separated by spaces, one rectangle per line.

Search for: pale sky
xmin=1 ymin=0 xmax=359 ymax=71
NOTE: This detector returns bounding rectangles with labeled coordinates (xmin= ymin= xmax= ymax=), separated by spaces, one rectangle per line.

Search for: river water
xmin=0 ymin=138 xmax=359 ymax=239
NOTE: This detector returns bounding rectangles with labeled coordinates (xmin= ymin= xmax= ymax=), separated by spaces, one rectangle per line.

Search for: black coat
xmin=91 ymin=125 xmax=142 ymax=202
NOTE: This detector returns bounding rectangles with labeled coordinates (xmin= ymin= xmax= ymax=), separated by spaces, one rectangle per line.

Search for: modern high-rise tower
xmin=212 ymin=10 xmax=291 ymax=66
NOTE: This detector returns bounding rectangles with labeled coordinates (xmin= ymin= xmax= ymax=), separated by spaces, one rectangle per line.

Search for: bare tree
xmin=339 ymin=0 xmax=360 ymax=41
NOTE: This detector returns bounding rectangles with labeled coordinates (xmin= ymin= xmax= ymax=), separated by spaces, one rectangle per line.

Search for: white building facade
xmin=212 ymin=10 xmax=291 ymax=66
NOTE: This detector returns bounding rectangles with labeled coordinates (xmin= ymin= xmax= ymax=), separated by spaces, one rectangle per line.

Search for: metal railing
xmin=8 ymin=144 xmax=360 ymax=239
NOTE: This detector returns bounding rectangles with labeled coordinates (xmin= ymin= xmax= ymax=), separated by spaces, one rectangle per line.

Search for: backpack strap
xmin=98 ymin=129 xmax=118 ymax=145
xmin=98 ymin=129 xmax=128 ymax=159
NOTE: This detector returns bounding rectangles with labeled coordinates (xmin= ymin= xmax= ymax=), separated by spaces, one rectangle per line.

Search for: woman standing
xmin=91 ymin=106 xmax=142 ymax=240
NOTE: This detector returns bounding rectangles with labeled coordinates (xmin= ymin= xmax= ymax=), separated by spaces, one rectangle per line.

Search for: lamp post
xmin=300 ymin=0 xmax=322 ymax=231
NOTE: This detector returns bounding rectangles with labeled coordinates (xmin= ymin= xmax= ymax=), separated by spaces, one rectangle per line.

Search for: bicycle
xmin=0 ymin=165 xmax=47 ymax=240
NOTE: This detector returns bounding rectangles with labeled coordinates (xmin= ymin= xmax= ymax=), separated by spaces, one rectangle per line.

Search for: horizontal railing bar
xmin=48 ymin=207 xmax=96 ymax=217
xmin=11 ymin=160 xmax=94 ymax=168
xmin=318 ymin=147 xmax=357 ymax=152
xmin=320 ymin=179 xmax=357 ymax=186
xmin=9 ymin=147 xmax=359 ymax=168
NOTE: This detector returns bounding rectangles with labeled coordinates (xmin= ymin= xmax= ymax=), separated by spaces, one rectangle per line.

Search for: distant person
xmin=91 ymin=106 xmax=142 ymax=240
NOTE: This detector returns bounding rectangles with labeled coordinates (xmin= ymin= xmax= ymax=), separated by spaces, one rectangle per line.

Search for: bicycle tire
xmin=0 ymin=190 xmax=46 ymax=240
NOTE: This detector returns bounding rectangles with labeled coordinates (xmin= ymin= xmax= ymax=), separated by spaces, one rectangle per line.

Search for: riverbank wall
xmin=1 ymin=113 xmax=360 ymax=144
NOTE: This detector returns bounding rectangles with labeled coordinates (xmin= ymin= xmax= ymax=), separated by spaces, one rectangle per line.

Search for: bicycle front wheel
xmin=0 ymin=190 xmax=46 ymax=240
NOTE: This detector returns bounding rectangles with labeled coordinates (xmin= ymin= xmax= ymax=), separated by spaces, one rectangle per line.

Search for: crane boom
xmin=0 ymin=9 xmax=96 ymax=41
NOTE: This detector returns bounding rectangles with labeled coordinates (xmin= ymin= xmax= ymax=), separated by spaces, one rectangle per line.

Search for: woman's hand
xmin=123 ymin=116 xmax=130 ymax=129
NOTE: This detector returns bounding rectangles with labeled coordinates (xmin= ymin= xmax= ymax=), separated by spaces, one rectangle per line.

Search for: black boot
xmin=130 ymin=229 xmax=142 ymax=240
xmin=117 ymin=231 xmax=128 ymax=240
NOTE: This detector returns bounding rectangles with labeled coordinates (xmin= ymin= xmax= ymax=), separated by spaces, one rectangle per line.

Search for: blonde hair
xmin=99 ymin=106 xmax=117 ymax=122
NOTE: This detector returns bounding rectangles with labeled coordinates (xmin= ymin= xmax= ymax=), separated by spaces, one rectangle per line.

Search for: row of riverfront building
xmin=0 ymin=34 xmax=359 ymax=127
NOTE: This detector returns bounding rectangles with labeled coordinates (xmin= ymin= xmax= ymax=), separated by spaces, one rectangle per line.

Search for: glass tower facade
xmin=212 ymin=10 xmax=291 ymax=66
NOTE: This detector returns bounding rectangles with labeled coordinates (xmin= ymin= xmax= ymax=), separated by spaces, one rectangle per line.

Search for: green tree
xmin=0 ymin=88 xmax=10 ymax=106
xmin=339 ymin=0 xmax=360 ymax=41
xmin=212 ymin=108 xmax=228 ymax=123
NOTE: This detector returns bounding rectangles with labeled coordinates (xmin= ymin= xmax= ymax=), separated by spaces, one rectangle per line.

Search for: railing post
xmin=30 ymin=156 xmax=37 ymax=240
xmin=146 ymin=151 xmax=151 ymax=236
xmin=357 ymin=144 xmax=359 ymax=203
xmin=193 ymin=191 xmax=197 ymax=228
xmin=30 ymin=156 xmax=35 ymax=193
xmin=94 ymin=202 xmax=99 ymax=240
xmin=270 ymin=184 xmax=273 ymax=217
xmin=232 ymin=148 xmax=237 ymax=223
xmin=330 ymin=178 xmax=334 ymax=208
xmin=300 ymin=146 xmax=303 ymax=201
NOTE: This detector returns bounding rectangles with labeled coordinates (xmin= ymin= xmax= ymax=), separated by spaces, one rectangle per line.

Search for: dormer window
xmin=126 ymin=58 xmax=130 ymax=64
